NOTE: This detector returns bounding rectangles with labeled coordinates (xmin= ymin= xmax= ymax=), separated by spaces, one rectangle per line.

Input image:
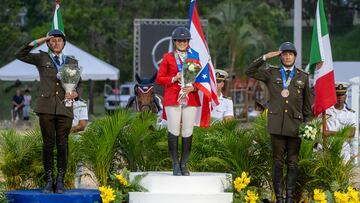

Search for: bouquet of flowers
xmin=299 ymin=121 xmax=320 ymax=140
xmin=57 ymin=64 xmax=81 ymax=107
xmin=178 ymin=60 xmax=202 ymax=105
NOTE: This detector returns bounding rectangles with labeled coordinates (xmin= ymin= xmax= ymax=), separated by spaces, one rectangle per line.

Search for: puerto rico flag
xmin=189 ymin=0 xmax=219 ymax=127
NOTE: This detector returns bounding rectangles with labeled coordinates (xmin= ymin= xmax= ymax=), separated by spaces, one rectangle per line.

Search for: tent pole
xmin=88 ymin=79 xmax=94 ymax=114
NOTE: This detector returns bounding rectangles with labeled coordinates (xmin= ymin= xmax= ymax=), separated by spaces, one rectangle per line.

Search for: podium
xmin=5 ymin=189 xmax=101 ymax=203
xmin=129 ymin=172 xmax=233 ymax=203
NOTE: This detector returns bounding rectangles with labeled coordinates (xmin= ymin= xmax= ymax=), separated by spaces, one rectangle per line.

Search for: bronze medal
xmin=281 ymin=89 xmax=290 ymax=98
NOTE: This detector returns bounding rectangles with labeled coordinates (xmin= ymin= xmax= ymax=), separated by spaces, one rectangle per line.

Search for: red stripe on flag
xmin=191 ymin=3 xmax=208 ymax=50
xmin=314 ymin=70 xmax=337 ymax=116
xmin=200 ymin=96 xmax=211 ymax=127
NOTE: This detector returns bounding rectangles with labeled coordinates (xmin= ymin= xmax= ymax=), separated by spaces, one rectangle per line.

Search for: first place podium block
xmin=5 ymin=189 xmax=101 ymax=203
xmin=129 ymin=172 xmax=233 ymax=203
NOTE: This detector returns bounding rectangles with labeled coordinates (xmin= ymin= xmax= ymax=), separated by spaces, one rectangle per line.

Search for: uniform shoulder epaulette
xmin=223 ymin=96 xmax=232 ymax=100
xmin=252 ymin=56 xmax=263 ymax=63
xmin=296 ymin=67 xmax=309 ymax=75
xmin=269 ymin=65 xmax=279 ymax=69
xmin=346 ymin=107 xmax=355 ymax=113
xmin=67 ymin=55 xmax=78 ymax=61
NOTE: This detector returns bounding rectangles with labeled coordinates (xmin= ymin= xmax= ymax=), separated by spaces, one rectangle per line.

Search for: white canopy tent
xmin=0 ymin=42 xmax=119 ymax=81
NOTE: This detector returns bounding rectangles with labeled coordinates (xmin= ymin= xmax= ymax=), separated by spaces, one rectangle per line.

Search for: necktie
xmin=286 ymin=70 xmax=291 ymax=79
xmin=54 ymin=56 xmax=60 ymax=66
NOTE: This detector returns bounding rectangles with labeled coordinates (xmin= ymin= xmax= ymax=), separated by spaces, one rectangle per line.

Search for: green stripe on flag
xmin=309 ymin=0 xmax=328 ymax=74
xmin=51 ymin=4 xmax=64 ymax=33
xmin=319 ymin=0 xmax=328 ymax=36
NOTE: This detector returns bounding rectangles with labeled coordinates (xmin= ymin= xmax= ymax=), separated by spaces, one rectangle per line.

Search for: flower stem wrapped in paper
xmin=57 ymin=64 xmax=81 ymax=107
xmin=177 ymin=49 xmax=202 ymax=106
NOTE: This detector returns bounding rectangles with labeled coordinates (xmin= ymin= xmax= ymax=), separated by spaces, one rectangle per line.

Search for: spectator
xmin=12 ymin=89 xmax=24 ymax=121
xmin=23 ymin=89 xmax=32 ymax=120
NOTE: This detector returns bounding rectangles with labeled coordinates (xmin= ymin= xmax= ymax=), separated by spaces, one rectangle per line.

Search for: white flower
xmin=66 ymin=69 xmax=77 ymax=77
xmin=188 ymin=63 xmax=195 ymax=72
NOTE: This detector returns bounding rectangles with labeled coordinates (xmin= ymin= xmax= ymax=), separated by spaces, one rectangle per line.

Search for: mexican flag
xmin=51 ymin=1 xmax=64 ymax=33
xmin=309 ymin=0 xmax=336 ymax=116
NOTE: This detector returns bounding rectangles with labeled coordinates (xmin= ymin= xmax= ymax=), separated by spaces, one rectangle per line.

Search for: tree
xmin=209 ymin=0 xmax=285 ymax=75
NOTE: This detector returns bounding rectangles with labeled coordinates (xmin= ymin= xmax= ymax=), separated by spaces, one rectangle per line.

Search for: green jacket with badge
xmin=246 ymin=56 xmax=313 ymax=137
xmin=15 ymin=44 xmax=79 ymax=118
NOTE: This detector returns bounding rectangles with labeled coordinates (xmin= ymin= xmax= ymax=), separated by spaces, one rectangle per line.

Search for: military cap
xmin=335 ymin=82 xmax=349 ymax=95
xmin=215 ymin=69 xmax=229 ymax=82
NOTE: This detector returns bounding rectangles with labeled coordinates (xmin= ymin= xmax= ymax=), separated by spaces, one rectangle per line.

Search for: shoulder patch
xmin=296 ymin=67 xmax=309 ymax=75
xmin=346 ymin=107 xmax=355 ymax=113
xmin=269 ymin=65 xmax=279 ymax=69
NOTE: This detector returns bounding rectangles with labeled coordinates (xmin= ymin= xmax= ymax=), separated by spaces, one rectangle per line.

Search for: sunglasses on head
xmin=175 ymin=39 xmax=189 ymax=43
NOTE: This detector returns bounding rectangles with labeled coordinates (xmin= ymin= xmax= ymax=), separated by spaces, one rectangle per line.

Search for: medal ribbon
xmin=280 ymin=66 xmax=295 ymax=90
xmin=174 ymin=51 xmax=187 ymax=72
xmin=49 ymin=53 xmax=67 ymax=70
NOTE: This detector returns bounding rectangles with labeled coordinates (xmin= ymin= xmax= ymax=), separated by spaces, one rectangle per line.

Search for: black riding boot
xmin=285 ymin=167 xmax=298 ymax=203
xmin=55 ymin=168 xmax=66 ymax=194
xmin=42 ymin=170 xmax=54 ymax=193
xmin=180 ymin=136 xmax=192 ymax=176
xmin=168 ymin=132 xmax=181 ymax=176
xmin=273 ymin=166 xmax=284 ymax=203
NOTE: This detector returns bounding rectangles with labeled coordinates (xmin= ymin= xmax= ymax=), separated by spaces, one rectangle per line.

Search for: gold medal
xmin=281 ymin=89 xmax=290 ymax=98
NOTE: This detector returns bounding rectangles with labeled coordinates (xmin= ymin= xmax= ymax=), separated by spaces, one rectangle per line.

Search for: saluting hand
xmin=29 ymin=36 xmax=54 ymax=46
xmin=264 ymin=51 xmax=282 ymax=60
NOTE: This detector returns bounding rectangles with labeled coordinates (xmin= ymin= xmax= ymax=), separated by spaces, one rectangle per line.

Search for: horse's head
xmin=134 ymin=73 xmax=158 ymax=112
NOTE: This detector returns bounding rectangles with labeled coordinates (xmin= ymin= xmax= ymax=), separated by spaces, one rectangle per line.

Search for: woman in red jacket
xmin=156 ymin=27 xmax=200 ymax=176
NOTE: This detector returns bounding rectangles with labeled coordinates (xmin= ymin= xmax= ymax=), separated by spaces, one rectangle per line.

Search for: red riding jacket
xmin=156 ymin=52 xmax=200 ymax=107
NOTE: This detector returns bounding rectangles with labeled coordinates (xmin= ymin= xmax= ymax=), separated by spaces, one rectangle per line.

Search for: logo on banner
xmin=151 ymin=36 xmax=173 ymax=70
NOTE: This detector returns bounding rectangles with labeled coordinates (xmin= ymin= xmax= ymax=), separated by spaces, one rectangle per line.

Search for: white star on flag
xmin=202 ymin=74 xmax=207 ymax=79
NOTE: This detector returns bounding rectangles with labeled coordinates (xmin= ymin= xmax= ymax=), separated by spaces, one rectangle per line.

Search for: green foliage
xmin=80 ymin=109 xmax=169 ymax=186
xmin=0 ymin=127 xmax=81 ymax=190
xmin=0 ymin=129 xmax=43 ymax=190
xmin=0 ymin=110 xmax=355 ymax=202
xmin=297 ymin=124 xmax=355 ymax=200
xmin=208 ymin=0 xmax=285 ymax=73
xmin=115 ymin=111 xmax=168 ymax=171
xmin=107 ymin=168 xmax=148 ymax=202
xmin=0 ymin=181 xmax=9 ymax=203
xmin=80 ymin=109 xmax=132 ymax=186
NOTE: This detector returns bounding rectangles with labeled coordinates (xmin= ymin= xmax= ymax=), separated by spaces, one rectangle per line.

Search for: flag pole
xmin=322 ymin=111 xmax=327 ymax=149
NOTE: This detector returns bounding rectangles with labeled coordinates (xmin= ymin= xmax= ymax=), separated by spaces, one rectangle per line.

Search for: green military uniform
xmin=246 ymin=45 xmax=313 ymax=203
xmin=15 ymin=44 xmax=78 ymax=118
xmin=15 ymin=40 xmax=79 ymax=193
xmin=246 ymin=56 xmax=313 ymax=137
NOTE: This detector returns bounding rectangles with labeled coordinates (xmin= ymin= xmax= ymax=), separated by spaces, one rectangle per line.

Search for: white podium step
xmin=129 ymin=192 xmax=233 ymax=203
xmin=129 ymin=172 xmax=233 ymax=203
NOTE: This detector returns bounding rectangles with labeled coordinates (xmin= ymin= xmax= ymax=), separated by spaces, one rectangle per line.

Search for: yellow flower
xmin=116 ymin=174 xmax=129 ymax=187
xmin=99 ymin=186 xmax=116 ymax=203
xmin=245 ymin=190 xmax=259 ymax=203
xmin=334 ymin=191 xmax=349 ymax=203
xmin=233 ymin=172 xmax=251 ymax=192
xmin=347 ymin=186 xmax=359 ymax=203
xmin=313 ymin=189 xmax=327 ymax=203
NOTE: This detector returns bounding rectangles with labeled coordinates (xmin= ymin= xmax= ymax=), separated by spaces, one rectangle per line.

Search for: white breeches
xmin=165 ymin=106 xmax=197 ymax=137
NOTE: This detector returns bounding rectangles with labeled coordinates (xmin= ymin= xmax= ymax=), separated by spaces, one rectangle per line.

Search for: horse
xmin=126 ymin=73 xmax=163 ymax=114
